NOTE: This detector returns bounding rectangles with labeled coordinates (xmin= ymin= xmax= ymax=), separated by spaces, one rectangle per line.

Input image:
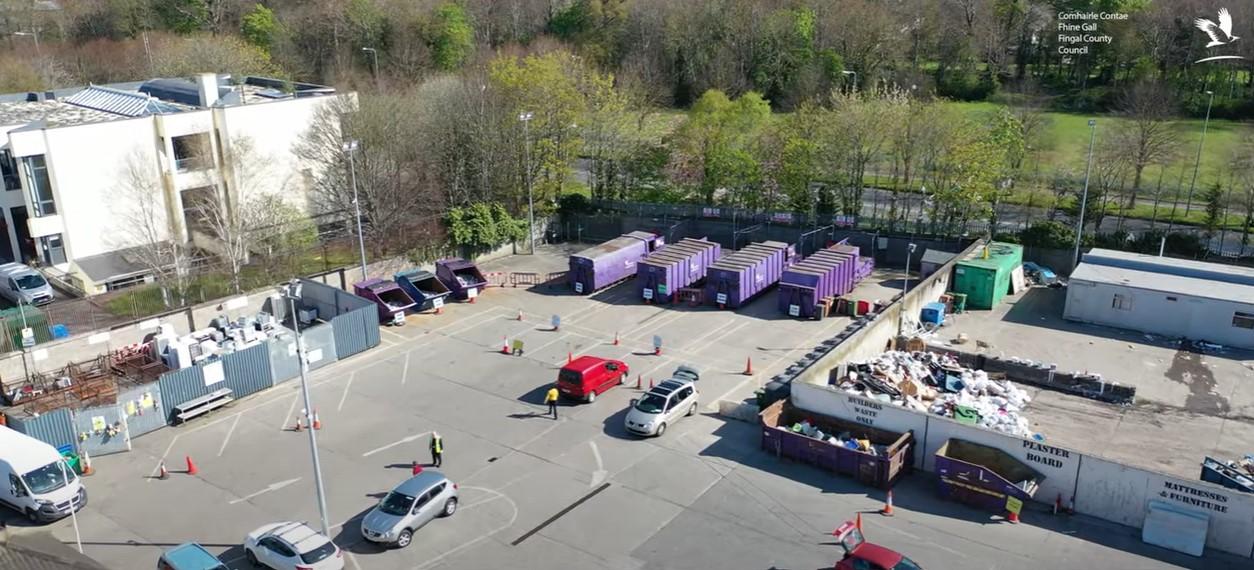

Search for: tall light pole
xmin=1073 ymin=119 xmax=1097 ymax=267
xmin=897 ymin=242 xmax=917 ymax=337
xmin=13 ymin=30 xmax=39 ymax=57
xmin=342 ymin=140 xmax=369 ymax=281
xmin=284 ymin=280 xmax=331 ymax=537
xmin=1184 ymin=90 xmax=1215 ymax=218
xmin=361 ymin=47 xmax=379 ymax=88
xmin=519 ymin=112 xmax=535 ymax=254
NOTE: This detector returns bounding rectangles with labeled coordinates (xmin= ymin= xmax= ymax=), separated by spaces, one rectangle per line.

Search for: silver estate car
xmin=360 ymin=470 xmax=459 ymax=548
xmin=625 ymin=370 xmax=699 ymax=437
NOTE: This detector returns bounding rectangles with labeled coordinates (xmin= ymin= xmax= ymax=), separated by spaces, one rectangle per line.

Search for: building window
xmin=38 ymin=233 xmax=65 ymax=266
xmin=181 ymin=186 xmax=217 ymax=235
xmin=1111 ymin=294 xmax=1132 ymax=311
xmin=0 ymin=149 xmax=19 ymax=191
xmin=1233 ymin=312 xmax=1254 ymax=330
xmin=172 ymin=134 xmax=210 ymax=172
xmin=22 ymin=155 xmax=56 ymax=216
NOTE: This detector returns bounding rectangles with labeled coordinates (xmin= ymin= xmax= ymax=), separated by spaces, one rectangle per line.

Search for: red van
xmin=557 ymin=356 xmax=630 ymax=403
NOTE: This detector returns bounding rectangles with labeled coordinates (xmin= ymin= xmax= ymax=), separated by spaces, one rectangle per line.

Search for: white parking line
xmin=337 ymin=372 xmax=355 ymax=412
xmin=526 ymin=332 xmax=570 ymax=356
xmin=217 ymin=414 xmax=241 ymax=457
xmin=362 ymin=431 xmax=431 ymax=457
xmin=228 ymin=477 xmax=302 ymax=505
xmin=401 ymin=350 xmax=411 ymax=385
xmin=414 ymin=488 xmax=518 ymax=569
xmin=279 ymin=394 xmax=299 ymax=430
xmin=684 ymin=320 xmax=751 ymax=355
xmin=379 ymin=326 xmax=406 ymax=342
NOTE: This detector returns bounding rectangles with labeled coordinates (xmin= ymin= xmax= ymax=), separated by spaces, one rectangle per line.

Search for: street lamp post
xmin=342 ymin=140 xmax=369 ymax=281
xmin=361 ymin=47 xmax=379 ymax=88
xmin=284 ymin=280 xmax=331 ymax=537
xmin=898 ymin=243 xmax=917 ymax=337
xmin=1073 ymin=119 xmax=1098 ymax=267
xmin=519 ymin=112 xmax=535 ymax=254
xmin=1184 ymin=90 xmax=1215 ymax=218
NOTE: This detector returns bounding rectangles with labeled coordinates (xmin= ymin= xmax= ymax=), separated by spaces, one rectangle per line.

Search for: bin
xmin=760 ymin=399 xmax=913 ymax=490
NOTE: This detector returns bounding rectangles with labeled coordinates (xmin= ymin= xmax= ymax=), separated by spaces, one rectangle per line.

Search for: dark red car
xmin=832 ymin=521 xmax=923 ymax=570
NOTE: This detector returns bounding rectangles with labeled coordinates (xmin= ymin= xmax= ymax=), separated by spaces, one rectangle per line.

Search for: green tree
xmin=241 ymin=3 xmax=279 ymax=53
xmin=155 ymin=0 xmax=208 ymax=34
xmin=668 ymin=89 xmax=771 ymax=205
xmin=429 ymin=3 xmax=474 ymax=71
xmin=444 ymin=203 xmax=528 ymax=253
xmin=1019 ymin=221 xmax=1075 ymax=249
xmin=1203 ymin=182 xmax=1224 ymax=238
xmin=751 ymin=8 xmax=816 ymax=107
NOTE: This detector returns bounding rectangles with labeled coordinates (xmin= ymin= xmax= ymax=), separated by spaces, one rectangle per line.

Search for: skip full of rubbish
xmin=787 ymin=420 xmax=890 ymax=457
xmin=839 ymin=351 xmax=1034 ymax=438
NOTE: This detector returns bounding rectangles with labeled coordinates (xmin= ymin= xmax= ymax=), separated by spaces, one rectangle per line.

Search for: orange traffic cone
xmin=312 ymin=409 xmax=322 ymax=430
xmin=517 ymin=310 xmax=524 ymax=321
xmin=635 ymin=375 xmax=642 ymax=389
xmin=81 ymin=451 xmax=94 ymax=476
xmin=744 ymin=357 xmax=753 ymax=375
xmin=855 ymin=512 xmax=863 ymax=532
xmin=649 ymin=378 xmax=655 ymax=388
xmin=469 ymin=295 xmax=476 ymax=304
xmin=158 ymin=460 xmax=169 ymax=480
xmin=613 ymin=332 xmax=620 ymax=346
xmin=185 ymin=455 xmax=198 ymax=476
xmin=567 ymin=352 xmax=573 ymax=364
xmin=501 ymin=336 xmax=511 ymax=355
xmin=1007 ymin=509 xmax=1020 ymax=524
xmin=435 ymin=306 xmax=442 ymax=315
xmin=654 ymin=346 xmax=661 ymax=356
xmin=881 ymin=489 xmax=894 ymax=516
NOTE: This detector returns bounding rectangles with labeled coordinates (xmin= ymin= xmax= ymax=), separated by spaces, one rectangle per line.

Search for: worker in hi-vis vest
xmin=429 ymin=432 xmax=443 ymax=467
xmin=545 ymin=385 xmax=560 ymax=419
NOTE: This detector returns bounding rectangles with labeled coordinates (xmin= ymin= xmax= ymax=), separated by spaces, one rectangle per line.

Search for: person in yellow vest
xmin=429 ymin=432 xmax=443 ymax=467
xmin=545 ymin=385 xmax=560 ymax=419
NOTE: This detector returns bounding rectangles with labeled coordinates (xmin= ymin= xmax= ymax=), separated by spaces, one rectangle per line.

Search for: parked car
xmin=624 ymin=372 xmax=700 ymax=437
xmin=360 ymin=470 xmax=459 ymax=548
xmin=557 ymin=355 xmax=630 ymax=403
xmin=243 ymin=521 xmax=343 ymax=570
xmin=158 ymin=543 xmax=228 ymax=570
xmin=0 ymin=262 xmax=53 ymax=306
xmin=0 ymin=426 xmax=87 ymax=523
xmin=831 ymin=520 xmax=922 ymax=570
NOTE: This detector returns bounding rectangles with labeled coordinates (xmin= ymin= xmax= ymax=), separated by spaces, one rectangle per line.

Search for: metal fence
xmin=5 ymin=407 xmax=77 ymax=454
xmin=73 ymin=402 xmax=129 ymax=456
xmin=332 ymin=306 xmax=381 ymax=360
xmin=220 ymin=344 xmax=274 ymax=400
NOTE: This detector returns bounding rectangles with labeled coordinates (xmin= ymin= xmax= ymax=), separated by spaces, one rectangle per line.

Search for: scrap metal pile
xmin=840 ymin=351 xmax=1034 ymax=437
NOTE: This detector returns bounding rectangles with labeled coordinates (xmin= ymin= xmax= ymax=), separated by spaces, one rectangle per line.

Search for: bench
xmin=172 ymin=388 xmax=234 ymax=424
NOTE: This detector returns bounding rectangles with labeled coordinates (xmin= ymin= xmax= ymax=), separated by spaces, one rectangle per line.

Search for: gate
xmin=72 ymin=403 xmax=130 ymax=456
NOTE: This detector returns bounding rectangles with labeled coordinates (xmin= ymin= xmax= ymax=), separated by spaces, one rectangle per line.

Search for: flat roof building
xmin=1064 ymin=248 xmax=1254 ymax=348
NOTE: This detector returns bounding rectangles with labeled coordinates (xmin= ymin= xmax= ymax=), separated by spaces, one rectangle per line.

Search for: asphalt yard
xmin=16 ymin=247 xmax=1251 ymax=569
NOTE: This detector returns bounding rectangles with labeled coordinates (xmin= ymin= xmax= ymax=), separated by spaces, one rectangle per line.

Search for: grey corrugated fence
xmin=157 ymin=365 xmax=207 ymax=423
xmin=221 ymin=344 xmax=274 ymax=399
xmin=332 ymin=306 xmax=380 ymax=360
xmin=5 ymin=407 xmax=76 ymax=453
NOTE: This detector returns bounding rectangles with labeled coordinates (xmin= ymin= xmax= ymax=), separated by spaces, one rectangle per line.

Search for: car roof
xmin=854 ymin=542 xmax=903 ymax=567
xmin=648 ymin=378 xmax=689 ymax=397
xmin=163 ymin=543 xmax=224 ymax=569
xmin=563 ymin=355 xmax=610 ymax=372
xmin=270 ymin=522 xmax=331 ymax=554
xmin=394 ymin=470 xmax=448 ymax=495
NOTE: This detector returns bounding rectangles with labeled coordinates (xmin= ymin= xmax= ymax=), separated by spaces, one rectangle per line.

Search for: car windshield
xmin=15 ymin=273 xmax=46 ymax=290
xmin=634 ymin=393 xmax=667 ymax=414
xmin=299 ymin=541 xmax=337 ymax=564
xmin=378 ymin=491 xmax=415 ymax=516
xmin=22 ymin=460 xmax=74 ymax=495
xmin=892 ymin=556 xmax=923 ymax=570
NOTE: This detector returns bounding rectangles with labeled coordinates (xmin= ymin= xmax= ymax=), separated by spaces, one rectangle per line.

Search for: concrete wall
xmin=1064 ymin=278 xmax=1254 ymax=349
xmin=790 ymin=381 xmax=1254 ymax=557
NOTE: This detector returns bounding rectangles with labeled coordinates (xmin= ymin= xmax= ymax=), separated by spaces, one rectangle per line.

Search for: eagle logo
xmin=1195 ymin=8 xmax=1246 ymax=62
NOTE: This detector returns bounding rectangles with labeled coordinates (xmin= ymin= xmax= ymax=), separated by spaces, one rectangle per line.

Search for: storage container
xmin=704 ymin=241 xmax=793 ymax=309
xmin=435 ymin=258 xmax=488 ymax=301
xmin=636 ymin=238 xmax=722 ymax=303
xmin=568 ymin=231 xmax=663 ymax=294
xmin=934 ymin=438 xmax=1042 ymax=514
xmin=759 ymin=399 xmax=913 ymax=490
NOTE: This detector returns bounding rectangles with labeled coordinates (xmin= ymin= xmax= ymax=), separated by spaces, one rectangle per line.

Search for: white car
xmin=244 ymin=521 xmax=343 ymax=570
xmin=624 ymin=374 xmax=699 ymax=437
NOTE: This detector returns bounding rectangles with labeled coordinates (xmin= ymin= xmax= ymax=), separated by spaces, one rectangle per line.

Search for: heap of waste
xmin=839 ymin=351 xmax=1034 ymax=437
xmin=784 ymin=420 xmax=892 ymax=456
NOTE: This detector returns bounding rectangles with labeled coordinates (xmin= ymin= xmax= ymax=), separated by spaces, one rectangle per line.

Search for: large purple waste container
xmin=568 ymin=231 xmax=663 ymax=295
xmin=435 ymin=258 xmax=488 ymax=301
xmin=777 ymin=242 xmax=871 ymax=318
xmin=705 ymin=241 xmax=794 ymax=309
xmin=636 ymin=238 xmax=721 ymax=303
xmin=935 ymin=438 xmax=1041 ymax=515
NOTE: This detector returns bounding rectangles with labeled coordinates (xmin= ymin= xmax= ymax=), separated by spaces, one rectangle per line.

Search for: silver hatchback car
xmin=361 ymin=470 xmax=459 ymax=548
xmin=625 ymin=370 xmax=699 ymax=437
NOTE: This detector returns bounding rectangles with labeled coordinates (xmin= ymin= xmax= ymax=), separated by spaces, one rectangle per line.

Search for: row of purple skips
xmin=777 ymin=242 xmax=874 ymax=319
xmin=353 ymin=258 xmax=487 ymax=325
xmin=705 ymin=241 xmax=795 ymax=309
xmin=637 ymin=238 xmax=723 ymax=303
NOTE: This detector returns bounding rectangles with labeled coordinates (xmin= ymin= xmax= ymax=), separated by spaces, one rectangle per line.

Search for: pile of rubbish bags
xmin=788 ymin=420 xmax=890 ymax=457
xmin=839 ymin=351 xmax=1034 ymax=438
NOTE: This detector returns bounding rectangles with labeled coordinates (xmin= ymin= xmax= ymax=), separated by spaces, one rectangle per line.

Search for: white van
xmin=0 ymin=426 xmax=87 ymax=523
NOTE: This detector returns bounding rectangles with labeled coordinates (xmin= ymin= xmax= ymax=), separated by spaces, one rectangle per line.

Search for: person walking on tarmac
xmin=544 ymin=385 xmax=560 ymax=419
xmin=429 ymin=432 xmax=444 ymax=467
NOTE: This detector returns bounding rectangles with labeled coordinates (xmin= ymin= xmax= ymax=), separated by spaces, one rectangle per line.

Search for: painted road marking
xmin=401 ymin=349 xmax=411 ymax=384
xmin=337 ymin=371 xmax=356 ymax=412
xmin=362 ymin=431 xmax=432 ymax=457
xmin=279 ymin=394 xmax=299 ymax=430
xmin=511 ymin=483 xmax=610 ymax=546
xmin=217 ymin=414 xmax=241 ymax=457
xmin=229 ymin=478 xmax=302 ymax=505
xmin=415 ymin=487 xmax=518 ymax=569
xmin=589 ymin=441 xmax=607 ymax=488
xmin=526 ymin=332 xmax=571 ymax=356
